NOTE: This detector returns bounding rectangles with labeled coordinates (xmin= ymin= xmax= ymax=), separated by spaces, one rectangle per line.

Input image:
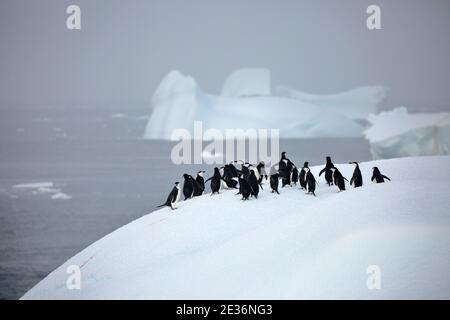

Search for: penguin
xmin=229 ymin=161 xmax=240 ymax=177
xmin=238 ymin=174 xmax=252 ymax=200
xmin=223 ymin=174 xmax=239 ymax=189
xmin=157 ymin=182 xmax=180 ymax=210
xmin=182 ymin=174 xmax=195 ymax=200
xmin=194 ymin=171 xmax=205 ymax=196
xmin=291 ymin=166 xmax=299 ymax=185
xmin=331 ymin=166 xmax=348 ymax=191
xmin=205 ymin=167 xmax=224 ymax=195
xmin=269 ymin=173 xmax=280 ymax=194
xmin=279 ymin=152 xmax=293 ymax=187
xmin=304 ymin=167 xmax=317 ymax=196
xmin=299 ymin=162 xmax=309 ymax=190
xmin=371 ymin=167 xmax=391 ymax=183
xmin=240 ymin=162 xmax=250 ymax=178
xmin=248 ymin=170 xmax=260 ymax=198
xmin=319 ymin=156 xmax=334 ymax=186
xmin=256 ymin=161 xmax=268 ymax=182
xmin=349 ymin=162 xmax=363 ymax=188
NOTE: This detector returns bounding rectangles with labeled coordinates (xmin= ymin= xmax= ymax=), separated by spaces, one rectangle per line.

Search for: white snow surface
xmin=23 ymin=156 xmax=450 ymax=299
xmin=364 ymin=107 xmax=450 ymax=159
xmin=144 ymin=69 xmax=386 ymax=140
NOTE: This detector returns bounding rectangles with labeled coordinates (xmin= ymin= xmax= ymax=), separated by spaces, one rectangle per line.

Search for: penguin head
xmin=372 ymin=167 xmax=381 ymax=174
xmin=182 ymin=174 xmax=190 ymax=180
xmin=281 ymin=152 xmax=286 ymax=159
xmin=197 ymin=170 xmax=205 ymax=177
xmin=303 ymin=161 xmax=309 ymax=168
xmin=174 ymin=182 xmax=180 ymax=186
xmin=350 ymin=161 xmax=359 ymax=167
xmin=259 ymin=161 xmax=265 ymax=166
xmin=326 ymin=156 xmax=332 ymax=164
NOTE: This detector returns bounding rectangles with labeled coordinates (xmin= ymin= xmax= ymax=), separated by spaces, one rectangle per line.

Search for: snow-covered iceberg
xmin=23 ymin=156 xmax=450 ymax=299
xmin=364 ymin=107 xmax=450 ymax=159
xmin=144 ymin=69 xmax=386 ymax=140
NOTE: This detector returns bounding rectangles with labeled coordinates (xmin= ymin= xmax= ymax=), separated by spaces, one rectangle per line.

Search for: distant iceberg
xmin=364 ymin=106 xmax=450 ymax=159
xmin=144 ymin=69 xmax=387 ymax=140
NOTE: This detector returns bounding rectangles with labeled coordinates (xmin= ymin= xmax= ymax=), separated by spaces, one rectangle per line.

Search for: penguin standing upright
xmin=238 ymin=174 xmax=252 ymax=200
xmin=331 ymin=166 xmax=348 ymax=191
xmin=194 ymin=171 xmax=205 ymax=196
xmin=279 ymin=152 xmax=293 ymax=187
xmin=299 ymin=162 xmax=309 ymax=190
xmin=182 ymin=174 xmax=195 ymax=200
xmin=248 ymin=170 xmax=260 ymax=199
xmin=256 ymin=161 xmax=267 ymax=183
xmin=319 ymin=156 xmax=334 ymax=186
xmin=291 ymin=166 xmax=299 ymax=185
xmin=269 ymin=173 xmax=280 ymax=194
xmin=349 ymin=162 xmax=363 ymax=188
xmin=371 ymin=167 xmax=391 ymax=183
xmin=205 ymin=167 xmax=224 ymax=195
xmin=304 ymin=167 xmax=317 ymax=196
xmin=157 ymin=182 xmax=180 ymax=209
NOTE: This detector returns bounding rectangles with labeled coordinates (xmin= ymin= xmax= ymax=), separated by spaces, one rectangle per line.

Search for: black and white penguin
xmin=157 ymin=182 xmax=180 ymax=210
xmin=240 ymin=162 xmax=251 ymax=178
xmin=194 ymin=171 xmax=205 ymax=196
xmin=238 ymin=174 xmax=252 ymax=200
xmin=349 ymin=162 xmax=363 ymax=188
xmin=229 ymin=161 xmax=240 ymax=177
xmin=304 ymin=167 xmax=317 ymax=196
xmin=319 ymin=156 xmax=334 ymax=186
xmin=269 ymin=173 xmax=280 ymax=194
xmin=371 ymin=167 xmax=391 ymax=183
xmin=182 ymin=174 xmax=195 ymax=200
xmin=256 ymin=161 xmax=268 ymax=183
xmin=299 ymin=162 xmax=309 ymax=190
xmin=331 ymin=166 xmax=348 ymax=191
xmin=291 ymin=166 xmax=299 ymax=185
xmin=248 ymin=170 xmax=260 ymax=199
xmin=279 ymin=152 xmax=293 ymax=187
xmin=205 ymin=167 xmax=224 ymax=195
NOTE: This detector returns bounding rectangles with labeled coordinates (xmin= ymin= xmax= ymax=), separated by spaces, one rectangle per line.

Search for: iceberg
xmin=364 ymin=106 xmax=450 ymax=159
xmin=275 ymin=85 xmax=387 ymax=120
xmin=144 ymin=69 xmax=387 ymax=140
xmin=220 ymin=68 xmax=271 ymax=97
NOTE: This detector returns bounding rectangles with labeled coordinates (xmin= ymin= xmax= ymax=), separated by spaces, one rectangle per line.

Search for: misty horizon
xmin=1 ymin=0 xmax=450 ymax=113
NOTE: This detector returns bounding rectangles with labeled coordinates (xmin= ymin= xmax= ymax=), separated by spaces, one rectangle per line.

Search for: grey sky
xmin=0 ymin=0 xmax=449 ymax=111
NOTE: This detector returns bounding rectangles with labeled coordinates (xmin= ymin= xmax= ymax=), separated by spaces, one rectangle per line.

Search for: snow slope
xmin=23 ymin=156 xmax=450 ymax=299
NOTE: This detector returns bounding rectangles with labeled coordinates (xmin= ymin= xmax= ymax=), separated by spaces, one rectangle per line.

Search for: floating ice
xmin=13 ymin=182 xmax=54 ymax=189
xmin=144 ymin=69 xmax=386 ymax=140
xmin=364 ymin=106 xmax=450 ymax=159
xmin=220 ymin=68 xmax=271 ymax=97
xmin=51 ymin=192 xmax=72 ymax=200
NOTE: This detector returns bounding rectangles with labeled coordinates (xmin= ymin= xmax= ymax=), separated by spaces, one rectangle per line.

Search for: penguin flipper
xmin=383 ymin=175 xmax=391 ymax=181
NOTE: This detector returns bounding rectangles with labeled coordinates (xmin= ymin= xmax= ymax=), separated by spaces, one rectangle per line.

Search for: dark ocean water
xmin=0 ymin=106 xmax=372 ymax=299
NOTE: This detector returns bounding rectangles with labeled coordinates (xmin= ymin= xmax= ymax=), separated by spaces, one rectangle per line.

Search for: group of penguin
xmin=158 ymin=152 xmax=391 ymax=210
